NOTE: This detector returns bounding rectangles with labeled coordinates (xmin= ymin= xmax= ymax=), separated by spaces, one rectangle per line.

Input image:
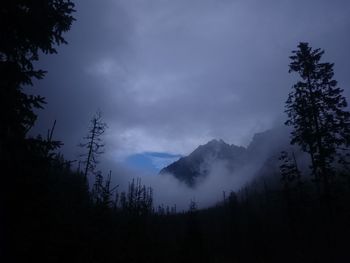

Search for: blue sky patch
xmin=125 ymin=152 xmax=182 ymax=173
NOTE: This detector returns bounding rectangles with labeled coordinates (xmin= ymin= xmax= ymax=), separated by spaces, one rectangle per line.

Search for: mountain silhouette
xmin=160 ymin=139 xmax=246 ymax=187
xmin=160 ymin=127 xmax=291 ymax=187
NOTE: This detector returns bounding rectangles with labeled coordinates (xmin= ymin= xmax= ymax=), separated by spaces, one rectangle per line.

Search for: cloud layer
xmin=31 ymin=0 xmax=350 ymax=163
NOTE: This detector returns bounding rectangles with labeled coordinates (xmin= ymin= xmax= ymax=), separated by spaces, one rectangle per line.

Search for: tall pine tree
xmin=285 ymin=42 xmax=350 ymax=195
xmin=0 ymin=1 xmax=75 ymax=149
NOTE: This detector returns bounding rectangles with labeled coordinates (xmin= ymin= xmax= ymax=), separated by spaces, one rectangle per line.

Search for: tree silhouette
xmin=1 ymin=3 xmax=76 ymax=261
xmin=79 ymin=110 xmax=107 ymax=180
xmin=0 ymin=1 xmax=75 ymax=150
xmin=91 ymin=170 xmax=118 ymax=210
xmin=285 ymin=42 xmax=350 ymax=196
xmin=279 ymin=151 xmax=301 ymax=185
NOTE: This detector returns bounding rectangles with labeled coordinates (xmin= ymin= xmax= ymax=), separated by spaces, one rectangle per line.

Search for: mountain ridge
xmin=160 ymin=126 xmax=291 ymax=187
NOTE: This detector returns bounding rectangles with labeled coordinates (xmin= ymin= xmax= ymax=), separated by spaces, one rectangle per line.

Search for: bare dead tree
xmin=79 ymin=110 xmax=107 ymax=180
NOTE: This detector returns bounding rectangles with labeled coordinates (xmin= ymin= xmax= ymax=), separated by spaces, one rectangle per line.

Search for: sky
xmin=31 ymin=0 xmax=350 ymax=172
xmin=125 ymin=152 xmax=182 ymax=172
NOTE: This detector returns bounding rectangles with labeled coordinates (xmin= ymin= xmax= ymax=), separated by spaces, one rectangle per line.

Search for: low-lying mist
xmin=100 ymin=156 xmax=267 ymax=211
xmin=89 ymin=125 xmax=298 ymax=211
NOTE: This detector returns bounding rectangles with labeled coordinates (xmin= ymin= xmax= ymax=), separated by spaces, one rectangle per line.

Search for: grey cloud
xmin=31 ymin=0 xmax=350 ymax=163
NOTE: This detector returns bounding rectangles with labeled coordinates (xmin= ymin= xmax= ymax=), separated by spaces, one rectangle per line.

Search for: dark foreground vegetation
xmin=3 ymin=151 xmax=350 ymax=263
xmin=1 ymin=1 xmax=350 ymax=262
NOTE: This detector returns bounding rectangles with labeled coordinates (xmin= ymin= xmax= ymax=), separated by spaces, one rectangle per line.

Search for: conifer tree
xmin=0 ymin=1 xmax=75 ymax=151
xmin=1 ymin=3 xmax=75 ymax=259
xmin=92 ymin=170 xmax=118 ymax=208
xmin=279 ymin=151 xmax=301 ymax=185
xmin=285 ymin=42 xmax=350 ymax=194
xmin=80 ymin=110 xmax=107 ymax=180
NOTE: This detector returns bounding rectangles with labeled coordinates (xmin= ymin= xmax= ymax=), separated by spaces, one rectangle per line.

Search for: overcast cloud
xmin=31 ymin=0 xmax=350 ymax=165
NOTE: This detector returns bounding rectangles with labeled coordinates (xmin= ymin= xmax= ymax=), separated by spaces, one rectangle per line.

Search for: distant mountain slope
xmin=160 ymin=126 xmax=292 ymax=187
xmin=159 ymin=139 xmax=246 ymax=187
